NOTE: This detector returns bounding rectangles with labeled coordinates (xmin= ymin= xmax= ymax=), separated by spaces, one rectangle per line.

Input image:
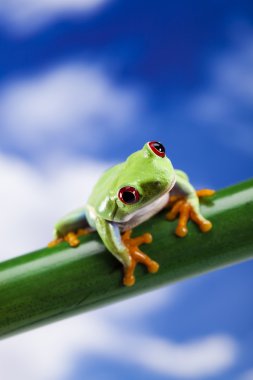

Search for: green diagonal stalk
xmin=0 ymin=179 xmax=253 ymax=339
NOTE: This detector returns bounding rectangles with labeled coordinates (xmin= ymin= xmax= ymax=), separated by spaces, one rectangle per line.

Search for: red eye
xmin=118 ymin=186 xmax=140 ymax=205
xmin=148 ymin=141 xmax=166 ymax=157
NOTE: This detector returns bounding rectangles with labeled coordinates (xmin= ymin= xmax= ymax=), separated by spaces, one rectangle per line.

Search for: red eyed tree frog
xmin=48 ymin=141 xmax=214 ymax=286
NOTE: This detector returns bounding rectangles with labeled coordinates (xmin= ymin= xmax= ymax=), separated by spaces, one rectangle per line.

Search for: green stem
xmin=0 ymin=179 xmax=253 ymax=339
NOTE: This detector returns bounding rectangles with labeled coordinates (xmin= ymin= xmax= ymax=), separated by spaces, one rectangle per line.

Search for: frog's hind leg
xmin=121 ymin=230 xmax=159 ymax=286
xmin=166 ymin=170 xmax=215 ymax=237
xmin=48 ymin=207 xmax=94 ymax=248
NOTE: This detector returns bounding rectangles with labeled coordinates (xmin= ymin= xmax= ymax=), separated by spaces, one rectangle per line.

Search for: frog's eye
xmin=118 ymin=186 xmax=140 ymax=205
xmin=148 ymin=141 xmax=166 ymax=158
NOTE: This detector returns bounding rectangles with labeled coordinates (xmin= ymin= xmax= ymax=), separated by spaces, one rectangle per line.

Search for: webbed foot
xmin=121 ymin=230 xmax=159 ymax=286
xmin=166 ymin=189 xmax=215 ymax=237
xmin=48 ymin=228 xmax=92 ymax=248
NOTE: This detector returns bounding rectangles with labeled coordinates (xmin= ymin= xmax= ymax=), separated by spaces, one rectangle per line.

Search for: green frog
xmin=48 ymin=141 xmax=214 ymax=286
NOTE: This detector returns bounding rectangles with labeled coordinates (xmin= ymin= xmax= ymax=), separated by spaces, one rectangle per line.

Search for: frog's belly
xmin=117 ymin=192 xmax=170 ymax=231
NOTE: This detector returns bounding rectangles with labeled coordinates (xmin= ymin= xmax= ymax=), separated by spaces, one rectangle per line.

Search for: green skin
xmin=54 ymin=142 xmax=207 ymax=268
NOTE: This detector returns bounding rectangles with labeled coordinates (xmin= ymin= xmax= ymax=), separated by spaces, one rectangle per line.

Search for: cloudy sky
xmin=0 ymin=0 xmax=252 ymax=379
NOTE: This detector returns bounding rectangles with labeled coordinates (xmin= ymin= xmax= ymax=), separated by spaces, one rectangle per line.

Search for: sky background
xmin=0 ymin=0 xmax=253 ymax=379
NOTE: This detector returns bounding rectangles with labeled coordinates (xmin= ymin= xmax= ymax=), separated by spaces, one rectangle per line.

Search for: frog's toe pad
xmin=176 ymin=225 xmax=188 ymax=237
xmin=123 ymin=272 xmax=135 ymax=287
xmin=142 ymin=233 xmax=153 ymax=244
xmin=148 ymin=261 xmax=159 ymax=273
xmin=198 ymin=219 xmax=212 ymax=232
xmin=196 ymin=189 xmax=215 ymax=197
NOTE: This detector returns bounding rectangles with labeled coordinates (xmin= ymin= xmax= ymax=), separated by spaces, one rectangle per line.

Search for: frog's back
xmin=87 ymin=163 xmax=123 ymax=210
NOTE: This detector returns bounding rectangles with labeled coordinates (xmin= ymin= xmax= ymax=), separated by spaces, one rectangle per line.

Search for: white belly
xmin=117 ymin=192 xmax=170 ymax=231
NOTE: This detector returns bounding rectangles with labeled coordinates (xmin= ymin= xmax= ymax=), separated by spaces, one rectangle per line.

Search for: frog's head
xmin=112 ymin=141 xmax=176 ymax=221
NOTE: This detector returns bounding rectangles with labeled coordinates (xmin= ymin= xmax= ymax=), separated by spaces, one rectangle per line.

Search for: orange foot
xmin=48 ymin=228 xmax=92 ymax=248
xmin=166 ymin=189 xmax=215 ymax=237
xmin=121 ymin=230 xmax=159 ymax=287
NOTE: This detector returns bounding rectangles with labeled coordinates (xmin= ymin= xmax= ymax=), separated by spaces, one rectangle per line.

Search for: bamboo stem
xmin=0 ymin=179 xmax=253 ymax=339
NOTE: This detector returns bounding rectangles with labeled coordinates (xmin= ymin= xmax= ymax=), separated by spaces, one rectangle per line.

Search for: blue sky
xmin=0 ymin=0 xmax=252 ymax=379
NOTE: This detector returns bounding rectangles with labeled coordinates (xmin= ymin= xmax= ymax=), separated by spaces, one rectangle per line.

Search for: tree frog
xmin=48 ymin=141 xmax=214 ymax=286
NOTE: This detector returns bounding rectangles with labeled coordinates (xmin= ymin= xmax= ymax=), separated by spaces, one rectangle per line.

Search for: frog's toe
xmin=147 ymin=260 xmax=160 ymax=273
xmin=176 ymin=224 xmax=188 ymax=237
xmin=166 ymin=200 xmax=184 ymax=221
xmin=168 ymin=201 xmax=191 ymax=237
xmin=190 ymin=210 xmax=212 ymax=232
xmin=200 ymin=220 xmax=213 ymax=232
xmin=122 ymin=230 xmax=159 ymax=287
xmin=48 ymin=237 xmax=63 ymax=248
xmin=123 ymin=260 xmax=137 ymax=286
xmin=196 ymin=189 xmax=215 ymax=197
xmin=76 ymin=228 xmax=93 ymax=237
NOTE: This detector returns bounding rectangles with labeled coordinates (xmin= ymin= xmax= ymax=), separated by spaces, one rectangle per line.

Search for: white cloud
xmin=0 ymin=313 xmax=238 ymax=380
xmin=186 ymin=26 xmax=253 ymax=156
xmin=0 ymin=319 xmax=237 ymax=380
xmin=0 ymin=63 xmax=141 ymax=156
xmin=119 ymin=333 xmax=237 ymax=378
xmin=0 ymin=0 xmax=111 ymax=34
xmin=0 ymin=153 xmax=108 ymax=259
xmin=0 ymin=154 xmax=238 ymax=380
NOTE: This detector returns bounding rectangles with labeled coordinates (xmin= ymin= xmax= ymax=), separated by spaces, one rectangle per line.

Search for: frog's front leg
xmin=121 ymin=230 xmax=159 ymax=286
xmin=166 ymin=170 xmax=215 ymax=237
xmin=95 ymin=217 xmax=159 ymax=286
xmin=48 ymin=207 xmax=94 ymax=248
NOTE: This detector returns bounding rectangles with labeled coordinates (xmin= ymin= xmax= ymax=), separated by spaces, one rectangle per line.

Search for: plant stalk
xmin=0 ymin=179 xmax=253 ymax=339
